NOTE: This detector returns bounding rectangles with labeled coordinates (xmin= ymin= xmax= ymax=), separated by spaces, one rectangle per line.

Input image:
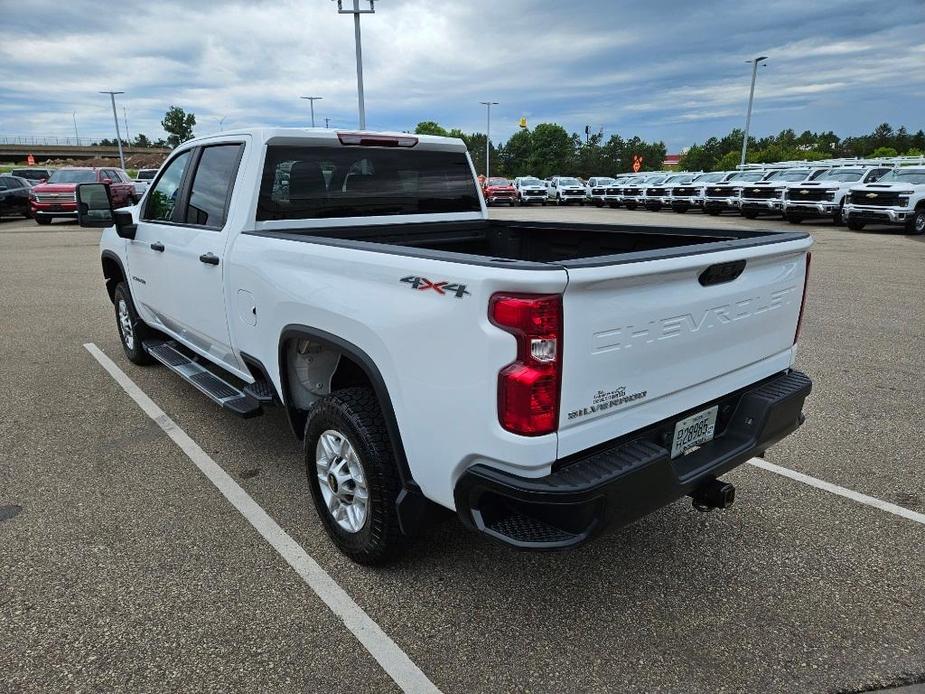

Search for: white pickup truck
xmin=782 ymin=166 xmax=891 ymax=226
xmin=76 ymin=128 xmax=813 ymax=564
xmin=842 ymin=167 xmax=925 ymax=234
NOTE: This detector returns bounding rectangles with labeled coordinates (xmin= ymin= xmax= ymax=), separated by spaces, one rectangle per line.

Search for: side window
xmin=865 ymin=169 xmax=888 ymax=182
xmin=185 ymin=144 xmax=243 ymax=228
xmin=143 ymin=151 xmax=192 ymax=222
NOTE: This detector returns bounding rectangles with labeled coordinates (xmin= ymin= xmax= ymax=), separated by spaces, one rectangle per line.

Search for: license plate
xmin=670 ymin=406 xmax=719 ymax=458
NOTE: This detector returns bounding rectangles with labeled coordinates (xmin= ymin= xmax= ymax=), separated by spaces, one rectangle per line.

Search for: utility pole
xmin=72 ymin=112 xmax=80 ymax=145
xmin=99 ymin=91 xmax=125 ymax=169
xmin=740 ymin=56 xmax=768 ymax=168
xmin=334 ymin=0 xmax=376 ymax=129
xmin=300 ymin=96 xmax=323 ymax=127
xmin=123 ymin=106 xmax=130 ymax=145
xmin=480 ymin=101 xmax=498 ymax=179
xmin=219 ymin=116 xmax=227 ymax=132
xmin=325 ymin=117 xmax=331 ymax=128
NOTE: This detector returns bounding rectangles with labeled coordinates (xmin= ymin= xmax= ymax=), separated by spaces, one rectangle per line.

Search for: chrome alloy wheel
xmin=117 ymin=298 xmax=134 ymax=351
xmin=916 ymin=213 xmax=925 ymax=234
xmin=315 ymin=429 xmax=369 ymax=533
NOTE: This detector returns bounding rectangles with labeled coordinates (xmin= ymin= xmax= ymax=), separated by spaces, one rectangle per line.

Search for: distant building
xmin=663 ymin=153 xmax=682 ymax=169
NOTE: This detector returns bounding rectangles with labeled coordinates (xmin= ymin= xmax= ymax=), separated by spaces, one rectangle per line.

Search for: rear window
xmin=257 ymin=145 xmax=480 ymax=221
xmin=137 ymin=170 xmax=158 ymax=180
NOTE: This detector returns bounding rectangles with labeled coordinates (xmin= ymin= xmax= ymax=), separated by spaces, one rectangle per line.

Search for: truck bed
xmin=252 ymin=220 xmax=807 ymax=268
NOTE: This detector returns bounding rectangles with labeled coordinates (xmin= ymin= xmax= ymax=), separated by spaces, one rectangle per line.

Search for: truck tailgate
xmin=557 ymin=236 xmax=812 ymax=458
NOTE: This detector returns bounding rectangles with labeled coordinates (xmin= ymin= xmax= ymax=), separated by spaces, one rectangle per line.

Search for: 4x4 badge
xmin=400 ymin=276 xmax=470 ymax=299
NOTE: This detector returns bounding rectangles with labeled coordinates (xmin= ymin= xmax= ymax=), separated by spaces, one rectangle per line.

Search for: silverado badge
xmin=866 ymin=192 xmax=878 ymax=198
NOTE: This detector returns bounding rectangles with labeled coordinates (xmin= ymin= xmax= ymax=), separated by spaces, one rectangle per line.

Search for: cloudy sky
xmin=1 ymin=0 xmax=923 ymax=151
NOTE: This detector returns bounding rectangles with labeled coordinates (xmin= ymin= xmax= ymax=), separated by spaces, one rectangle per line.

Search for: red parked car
xmin=30 ymin=167 xmax=136 ymax=225
xmin=481 ymin=177 xmax=517 ymax=206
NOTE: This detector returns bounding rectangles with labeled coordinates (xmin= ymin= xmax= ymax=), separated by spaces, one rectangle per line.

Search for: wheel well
xmin=101 ymin=256 xmax=124 ymax=303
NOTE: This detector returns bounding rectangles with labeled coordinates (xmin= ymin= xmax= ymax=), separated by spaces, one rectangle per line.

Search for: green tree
xmin=870 ymin=146 xmax=898 ymax=158
xmin=527 ymin=123 xmax=573 ymax=178
xmin=161 ymin=106 xmax=196 ymax=148
xmin=133 ymin=133 xmax=152 ymax=148
xmin=497 ymin=128 xmax=533 ymax=177
xmin=414 ymin=121 xmax=448 ymax=136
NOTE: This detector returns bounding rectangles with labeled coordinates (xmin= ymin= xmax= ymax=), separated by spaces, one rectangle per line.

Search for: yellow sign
xmin=519 ymin=117 xmax=527 ymax=129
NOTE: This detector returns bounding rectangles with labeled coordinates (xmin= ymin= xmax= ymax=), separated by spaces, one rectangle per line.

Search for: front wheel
xmin=785 ymin=211 xmax=803 ymax=224
xmin=742 ymin=210 xmax=759 ymax=219
xmin=35 ymin=216 xmax=52 ymax=225
xmin=305 ymin=388 xmax=406 ymax=565
xmin=846 ymin=219 xmax=866 ymax=231
xmin=905 ymin=209 xmax=925 ymax=235
xmin=113 ymin=282 xmax=154 ymax=365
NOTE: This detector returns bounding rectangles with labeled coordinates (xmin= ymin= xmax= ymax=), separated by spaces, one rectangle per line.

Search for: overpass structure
xmin=0 ymin=143 xmax=171 ymax=164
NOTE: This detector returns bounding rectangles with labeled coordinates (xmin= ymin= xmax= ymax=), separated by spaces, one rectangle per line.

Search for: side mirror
xmin=76 ymin=183 xmax=114 ymax=228
xmin=113 ymin=209 xmax=137 ymax=240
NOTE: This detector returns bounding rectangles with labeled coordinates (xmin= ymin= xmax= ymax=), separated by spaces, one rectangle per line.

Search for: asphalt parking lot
xmin=1 ymin=208 xmax=924 ymax=693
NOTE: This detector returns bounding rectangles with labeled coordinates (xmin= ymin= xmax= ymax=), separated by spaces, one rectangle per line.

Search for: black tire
xmin=304 ymin=388 xmax=406 ymax=565
xmin=625 ymin=203 xmax=637 ymax=210
xmin=113 ymin=282 xmax=154 ymax=365
xmin=905 ymin=208 xmax=925 ymax=235
xmin=706 ymin=209 xmax=721 ymax=216
xmin=742 ymin=210 xmax=759 ymax=219
xmin=785 ymin=211 xmax=803 ymax=224
xmin=35 ymin=216 xmax=52 ymax=225
xmin=847 ymin=219 xmax=866 ymax=231
xmin=541 ymin=200 xmax=547 ymax=206
xmin=832 ymin=203 xmax=845 ymax=226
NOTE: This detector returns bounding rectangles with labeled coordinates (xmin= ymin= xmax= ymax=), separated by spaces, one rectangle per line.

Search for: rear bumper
xmin=454 ymin=370 xmax=811 ymax=550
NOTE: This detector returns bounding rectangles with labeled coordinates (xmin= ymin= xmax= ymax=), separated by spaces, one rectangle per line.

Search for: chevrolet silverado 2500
xmin=76 ymin=128 xmax=813 ymax=564
xmin=843 ymin=166 xmax=925 ymax=234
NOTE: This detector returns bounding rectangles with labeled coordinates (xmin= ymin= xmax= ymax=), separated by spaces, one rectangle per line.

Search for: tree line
xmin=417 ymin=120 xmax=925 ymax=177
xmin=94 ymin=106 xmax=197 ymax=149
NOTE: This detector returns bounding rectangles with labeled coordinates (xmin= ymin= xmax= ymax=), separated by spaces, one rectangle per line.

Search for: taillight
xmin=794 ymin=252 xmax=811 ymax=344
xmin=489 ymin=293 xmax=562 ymax=436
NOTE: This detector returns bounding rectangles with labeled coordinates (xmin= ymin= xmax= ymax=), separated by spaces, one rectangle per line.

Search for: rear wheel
xmin=847 ymin=219 xmax=866 ymax=231
xmin=113 ymin=282 xmax=154 ymax=365
xmin=906 ymin=208 xmax=925 ymax=235
xmin=305 ymin=388 xmax=406 ymax=565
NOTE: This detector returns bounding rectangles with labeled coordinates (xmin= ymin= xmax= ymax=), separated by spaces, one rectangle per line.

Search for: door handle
xmin=150 ymin=242 xmax=165 ymax=252
xmin=199 ymin=253 xmax=220 ymax=265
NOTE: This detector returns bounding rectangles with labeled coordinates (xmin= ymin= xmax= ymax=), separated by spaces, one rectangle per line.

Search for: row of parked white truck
xmin=506 ymin=156 xmax=925 ymax=234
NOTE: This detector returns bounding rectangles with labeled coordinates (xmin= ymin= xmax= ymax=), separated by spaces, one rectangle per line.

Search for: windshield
xmin=486 ymin=178 xmax=510 ymax=186
xmin=694 ymin=172 xmax=727 ymax=183
xmin=814 ymin=170 xmax=863 ymax=182
xmin=593 ymin=178 xmax=614 ymax=185
xmin=257 ymin=144 xmax=481 ymax=220
xmin=727 ymin=171 xmax=765 ymax=182
xmin=520 ymin=178 xmax=543 ymax=186
xmin=876 ymin=169 xmax=925 ymax=185
xmin=48 ymin=169 xmax=96 ymax=184
xmin=557 ymin=177 xmax=580 ymax=186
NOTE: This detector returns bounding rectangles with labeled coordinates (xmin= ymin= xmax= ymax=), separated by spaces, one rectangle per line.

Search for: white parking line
xmin=83 ymin=343 xmax=441 ymax=694
xmin=748 ymin=458 xmax=925 ymax=526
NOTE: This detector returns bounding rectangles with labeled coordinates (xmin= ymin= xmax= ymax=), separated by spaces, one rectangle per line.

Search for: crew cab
xmin=782 ymin=167 xmax=890 ymax=226
xmin=604 ymin=175 xmax=633 ymax=207
xmin=585 ymin=177 xmax=616 ymax=207
xmin=482 ymin=177 xmax=517 ymax=206
xmin=620 ymin=173 xmax=664 ymax=210
xmin=669 ymin=172 xmax=732 ymax=214
xmin=739 ymin=168 xmax=828 ymax=219
xmin=547 ymin=176 xmax=586 ymax=205
xmin=31 ymin=166 xmax=135 ymax=224
xmin=842 ymin=167 xmax=925 ymax=234
xmin=513 ymin=176 xmax=548 ymax=205
xmin=76 ymin=128 xmax=813 ymax=564
xmin=703 ymin=170 xmax=767 ymax=215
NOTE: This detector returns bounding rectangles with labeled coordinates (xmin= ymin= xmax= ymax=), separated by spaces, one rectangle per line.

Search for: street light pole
xmin=300 ymin=96 xmax=323 ymax=127
xmin=219 ymin=116 xmax=227 ymax=132
xmin=99 ymin=90 xmax=125 ymax=169
xmin=72 ymin=112 xmax=80 ymax=145
xmin=740 ymin=56 xmax=768 ymax=168
xmin=334 ymin=0 xmax=376 ymax=130
xmin=480 ymin=101 xmax=498 ymax=179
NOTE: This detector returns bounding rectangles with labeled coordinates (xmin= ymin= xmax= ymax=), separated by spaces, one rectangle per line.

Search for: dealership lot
xmin=1 ymin=209 xmax=923 ymax=692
